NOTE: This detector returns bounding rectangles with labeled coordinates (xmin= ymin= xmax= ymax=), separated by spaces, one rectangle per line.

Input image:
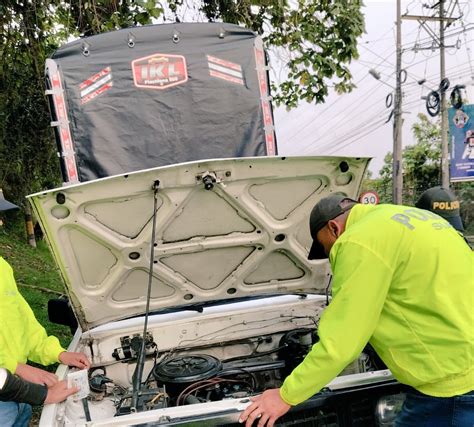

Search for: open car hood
xmin=28 ymin=156 xmax=369 ymax=329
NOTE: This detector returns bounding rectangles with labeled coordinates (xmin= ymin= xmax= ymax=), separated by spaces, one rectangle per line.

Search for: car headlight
xmin=375 ymin=393 xmax=406 ymax=426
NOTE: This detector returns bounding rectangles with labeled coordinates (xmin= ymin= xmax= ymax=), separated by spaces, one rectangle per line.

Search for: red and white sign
xmin=132 ymin=53 xmax=188 ymax=90
xmin=359 ymin=191 xmax=380 ymax=205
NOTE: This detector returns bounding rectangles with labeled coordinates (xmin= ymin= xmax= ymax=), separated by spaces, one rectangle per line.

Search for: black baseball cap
xmin=416 ymin=186 xmax=464 ymax=232
xmin=0 ymin=189 xmax=19 ymax=212
xmin=308 ymin=194 xmax=358 ymax=260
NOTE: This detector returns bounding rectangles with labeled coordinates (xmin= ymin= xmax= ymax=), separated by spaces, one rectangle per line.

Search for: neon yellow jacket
xmin=281 ymin=203 xmax=473 ymax=405
xmin=0 ymin=257 xmax=65 ymax=373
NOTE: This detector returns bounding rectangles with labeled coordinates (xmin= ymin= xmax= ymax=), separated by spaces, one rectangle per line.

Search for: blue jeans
xmin=395 ymin=389 xmax=474 ymax=426
xmin=0 ymin=401 xmax=32 ymax=427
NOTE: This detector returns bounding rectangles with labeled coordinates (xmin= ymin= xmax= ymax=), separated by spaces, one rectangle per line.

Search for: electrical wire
xmin=297 ymin=62 xmax=473 ymax=156
xmin=321 ymin=96 xmax=437 ymax=155
xmin=288 ymin=24 xmax=434 ymax=148
xmin=280 ymin=2 xmax=473 ymax=157
xmin=456 ymin=0 xmax=474 ymax=79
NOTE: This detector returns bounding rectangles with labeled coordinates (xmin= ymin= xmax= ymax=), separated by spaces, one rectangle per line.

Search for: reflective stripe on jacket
xmin=0 ymin=257 xmax=65 ymax=373
xmin=280 ymin=203 xmax=473 ymax=405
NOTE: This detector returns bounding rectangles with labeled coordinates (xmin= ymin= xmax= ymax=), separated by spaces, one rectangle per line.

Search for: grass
xmin=0 ymin=217 xmax=73 ymax=425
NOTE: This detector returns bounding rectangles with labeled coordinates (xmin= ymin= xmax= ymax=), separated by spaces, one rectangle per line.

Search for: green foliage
xmin=402 ymin=114 xmax=441 ymax=205
xmin=56 ymin=0 xmax=165 ymax=35
xmin=1 ymin=0 xmax=364 ymax=207
xmin=364 ymin=113 xmax=474 ymax=233
xmin=360 ymin=153 xmax=393 ymax=204
xmin=372 ymin=114 xmax=442 ymax=205
xmin=453 ymin=181 xmax=474 ymax=235
xmin=1 ymin=0 xmax=62 ymax=205
xmin=171 ymin=0 xmax=365 ymax=108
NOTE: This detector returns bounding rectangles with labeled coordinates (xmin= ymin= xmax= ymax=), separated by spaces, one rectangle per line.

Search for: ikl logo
xmin=132 ymin=53 xmax=188 ymax=89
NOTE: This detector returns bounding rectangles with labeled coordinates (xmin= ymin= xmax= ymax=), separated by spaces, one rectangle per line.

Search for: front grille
xmin=276 ymin=397 xmax=375 ymax=427
xmin=276 ymin=405 xmax=340 ymax=426
xmin=349 ymin=398 xmax=376 ymax=426
xmin=224 ymin=396 xmax=376 ymax=427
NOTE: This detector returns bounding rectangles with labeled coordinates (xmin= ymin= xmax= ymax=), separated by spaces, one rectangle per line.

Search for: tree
xmin=455 ymin=182 xmax=474 ymax=235
xmin=369 ymin=114 xmax=442 ymax=205
xmin=56 ymin=0 xmax=364 ymax=108
xmin=402 ymin=114 xmax=441 ymax=205
xmin=0 ymin=1 xmax=63 ymax=204
xmin=1 ymin=0 xmax=365 ymax=210
xmin=362 ymin=152 xmax=393 ymax=204
xmin=364 ymin=113 xmax=474 ymax=233
xmin=185 ymin=0 xmax=365 ymax=108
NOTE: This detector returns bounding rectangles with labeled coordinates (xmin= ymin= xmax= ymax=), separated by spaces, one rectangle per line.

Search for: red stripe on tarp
xmin=209 ymin=70 xmax=244 ymax=85
xmin=207 ymin=55 xmax=242 ymax=71
xmin=80 ymin=67 xmax=111 ymax=90
xmin=81 ymin=82 xmax=113 ymax=105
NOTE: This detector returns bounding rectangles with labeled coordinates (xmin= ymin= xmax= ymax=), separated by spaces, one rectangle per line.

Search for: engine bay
xmin=57 ymin=296 xmax=385 ymax=424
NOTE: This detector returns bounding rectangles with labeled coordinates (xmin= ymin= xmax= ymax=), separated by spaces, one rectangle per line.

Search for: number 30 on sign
xmin=359 ymin=191 xmax=380 ymax=205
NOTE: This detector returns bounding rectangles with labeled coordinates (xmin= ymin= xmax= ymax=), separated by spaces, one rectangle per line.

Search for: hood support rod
xmin=131 ymin=180 xmax=160 ymax=412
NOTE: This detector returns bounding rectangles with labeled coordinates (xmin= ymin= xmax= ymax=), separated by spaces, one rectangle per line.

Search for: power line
xmin=281 ymin=4 xmax=473 ymax=158
xmin=296 ymin=66 xmax=472 ymax=157
xmin=299 ymin=61 xmax=472 ymax=153
xmin=322 ymin=97 xmax=427 ymax=156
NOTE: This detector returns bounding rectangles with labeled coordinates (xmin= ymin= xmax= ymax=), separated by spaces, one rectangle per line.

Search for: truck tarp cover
xmin=48 ymin=23 xmax=277 ymax=182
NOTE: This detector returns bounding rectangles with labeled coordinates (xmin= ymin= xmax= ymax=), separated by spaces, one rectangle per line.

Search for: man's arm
xmin=240 ymin=240 xmax=394 ymax=427
xmin=0 ymin=368 xmax=78 ymax=405
xmin=280 ymin=240 xmax=394 ymax=404
xmin=0 ymin=367 xmax=47 ymax=405
xmin=15 ymin=363 xmax=59 ymax=387
xmin=17 ymin=291 xmax=65 ymax=367
xmin=0 ymin=258 xmax=65 ymax=371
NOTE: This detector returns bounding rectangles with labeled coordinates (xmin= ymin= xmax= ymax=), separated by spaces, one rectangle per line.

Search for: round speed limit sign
xmin=359 ymin=191 xmax=380 ymax=205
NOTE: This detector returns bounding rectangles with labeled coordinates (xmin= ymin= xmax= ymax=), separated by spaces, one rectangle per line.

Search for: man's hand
xmin=58 ymin=351 xmax=91 ymax=369
xmin=239 ymin=388 xmax=291 ymax=427
xmin=45 ymin=380 xmax=79 ymax=404
xmin=15 ymin=363 xmax=58 ymax=387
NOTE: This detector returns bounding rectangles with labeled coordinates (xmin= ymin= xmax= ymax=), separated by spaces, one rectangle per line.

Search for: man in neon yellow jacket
xmin=0 ymin=192 xmax=90 ymax=426
xmin=240 ymin=194 xmax=473 ymax=427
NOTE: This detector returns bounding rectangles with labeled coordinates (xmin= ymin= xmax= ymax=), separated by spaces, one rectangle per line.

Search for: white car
xmin=29 ymin=156 xmax=405 ymax=426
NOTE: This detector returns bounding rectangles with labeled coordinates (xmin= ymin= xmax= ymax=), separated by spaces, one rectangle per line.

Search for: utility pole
xmin=402 ymin=2 xmax=459 ymax=189
xmin=439 ymin=0 xmax=449 ymax=188
xmin=393 ymin=0 xmax=403 ymax=204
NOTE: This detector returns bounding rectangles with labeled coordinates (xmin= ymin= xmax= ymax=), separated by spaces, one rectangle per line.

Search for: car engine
xmin=66 ymin=326 xmax=380 ymax=423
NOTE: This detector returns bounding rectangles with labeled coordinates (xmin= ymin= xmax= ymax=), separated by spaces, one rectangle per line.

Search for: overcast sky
xmin=271 ymin=0 xmax=474 ymax=176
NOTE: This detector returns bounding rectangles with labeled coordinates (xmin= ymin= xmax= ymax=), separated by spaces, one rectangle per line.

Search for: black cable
xmin=439 ymin=78 xmax=450 ymax=93
xmin=426 ymin=90 xmax=440 ymax=117
xmin=131 ymin=180 xmax=160 ymax=412
xmin=325 ymin=276 xmax=333 ymax=306
xmin=450 ymin=85 xmax=465 ymax=109
xmin=82 ymin=398 xmax=92 ymax=422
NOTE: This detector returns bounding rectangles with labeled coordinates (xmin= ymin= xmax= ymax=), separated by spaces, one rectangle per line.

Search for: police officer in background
xmin=416 ymin=186 xmax=465 ymax=233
